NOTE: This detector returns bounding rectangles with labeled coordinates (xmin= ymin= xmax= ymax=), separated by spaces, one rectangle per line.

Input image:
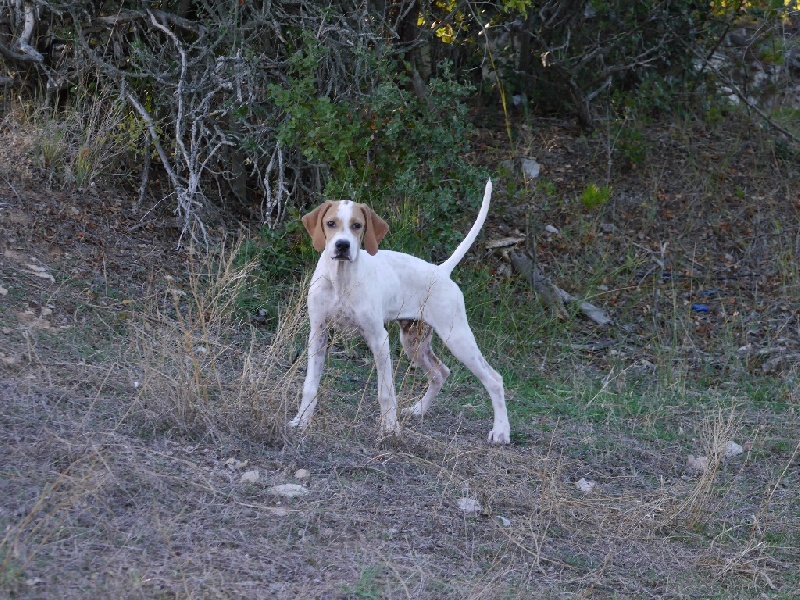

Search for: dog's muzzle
xmin=332 ymin=239 xmax=351 ymax=261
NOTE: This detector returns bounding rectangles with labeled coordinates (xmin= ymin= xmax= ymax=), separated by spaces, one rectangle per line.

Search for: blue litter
xmin=691 ymin=304 xmax=710 ymax=313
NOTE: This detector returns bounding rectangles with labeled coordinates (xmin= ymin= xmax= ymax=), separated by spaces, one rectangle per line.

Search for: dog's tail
xmin=439 ymin=179 xmax=492 ymax=276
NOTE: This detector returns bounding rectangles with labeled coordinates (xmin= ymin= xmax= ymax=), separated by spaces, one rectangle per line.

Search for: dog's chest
xmin=324 ymin=300 xmax=361 ymax=332
xmin=314 ymin=283 xmax=366 ymax=333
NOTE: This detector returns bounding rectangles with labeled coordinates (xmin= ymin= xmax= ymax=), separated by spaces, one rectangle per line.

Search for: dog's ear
xmin=302 ymin=202 xmax=332 ymax=252
xmin=360 ymin=205 xmax=389 ymax=256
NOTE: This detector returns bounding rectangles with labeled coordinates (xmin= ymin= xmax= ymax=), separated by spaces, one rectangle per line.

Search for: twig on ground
xmin=509 ymin=250 xmax=612 ymax=326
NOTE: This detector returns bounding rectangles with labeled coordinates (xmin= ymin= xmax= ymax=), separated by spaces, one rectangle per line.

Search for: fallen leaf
xmin=294 ymin=468 xmax=310 ymax=479
xmin=0 ymin=285 xmax=7 ymax=296
xmin=575 ymin=478 xmax=596 ymax=493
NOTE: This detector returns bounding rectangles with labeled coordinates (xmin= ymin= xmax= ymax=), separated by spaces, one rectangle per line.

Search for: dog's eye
xmin=326 ymin=220 xmax=336 ymax=228
xmin=351 ymin=223 xmax=362 ymax=230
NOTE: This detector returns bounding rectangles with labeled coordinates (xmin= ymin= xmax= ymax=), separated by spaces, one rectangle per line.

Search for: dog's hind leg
xmin=398 ymin=320 xmax=450 ymax=418
xmin=434 ymin=315 xmax=510 ymax=445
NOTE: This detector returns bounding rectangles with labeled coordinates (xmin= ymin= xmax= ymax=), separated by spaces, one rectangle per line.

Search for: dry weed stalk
xmin=525 ymin=455 xmax=565 ymax=569
xmin=127 ymin=239 xmax=307 ymax=442
xmin=663 ymin=407 xmax=741 ymax=529
xmin=698 ymin=537 xmax=775 ymax=591
xmin=700 ymin=437 xmax=800 ymax=589
xmin=483 ymin=431 xmax=567 ymax=573
xmin=28 ymin=91 xmax=129 ymax=189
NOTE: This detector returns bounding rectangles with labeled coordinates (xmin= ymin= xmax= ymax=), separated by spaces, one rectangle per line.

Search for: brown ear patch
xmin=359 ymin=205 xmax=389 ymax=256
xmin=302 ymin=202 xmax=333 ymax=252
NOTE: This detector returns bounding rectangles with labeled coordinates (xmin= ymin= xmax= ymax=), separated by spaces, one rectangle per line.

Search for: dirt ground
xmin=1 ymin=114 xmax=799 ymax=599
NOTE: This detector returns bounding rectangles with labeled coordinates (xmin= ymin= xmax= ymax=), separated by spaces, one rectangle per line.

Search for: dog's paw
xmin=377 ymin=419 xmax=402 ymax=448
xmin=381 ymin=417 xmax=401 ymax=436
xmin=288 ymin=416 xmax=308 ymax=430
xmin=401 ymin=403 xmax=424 ymax=417
xmin=487 ymin=427 xmax=511 ymax=445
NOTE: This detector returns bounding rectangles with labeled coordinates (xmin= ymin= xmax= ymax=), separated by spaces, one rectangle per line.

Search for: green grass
xmin=342 ymin=564 xmax=385 ymax=599
xmin=267 ymin=257 xmax=796 ymax=473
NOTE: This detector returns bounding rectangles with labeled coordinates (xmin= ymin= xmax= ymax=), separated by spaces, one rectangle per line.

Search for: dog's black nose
xmin=335 ymin=240 xmax=350 ymax=252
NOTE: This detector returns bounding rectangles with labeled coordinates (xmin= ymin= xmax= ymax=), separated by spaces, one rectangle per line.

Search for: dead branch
xmin=0 ymin=41 xmax=36 ymax=63
xmin=120 ymin=79 xmax=181 ymax=189
xmin=16 ymin=1 xmax=42 ymax=62
xmin=509 ymin=250 xmax=612 ymax=327
xmin=0 ymin=0 xmax=42 ymax=64
xmin=262 ymin=143 xmax=289 ymax=229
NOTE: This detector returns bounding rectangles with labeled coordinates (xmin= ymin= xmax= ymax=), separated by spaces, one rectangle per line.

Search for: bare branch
xmin=16 ymin=1 xmax=43 ymax=62
xmin=263 ymin=143 xmax=289 ymax=229
xmin=510 ymin=251 xmax=613 ymax=327
xmin=120 ymin=79 xmax=182 ymax=189
xmin=0 ymin=40 xmax=39 ymax=63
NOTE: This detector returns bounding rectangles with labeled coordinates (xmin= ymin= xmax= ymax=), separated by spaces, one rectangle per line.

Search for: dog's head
xmin=302 ymin=200 xmax=389 ymax=261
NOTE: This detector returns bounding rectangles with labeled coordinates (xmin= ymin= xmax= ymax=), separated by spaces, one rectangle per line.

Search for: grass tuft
xmin=126 ymin=239 xmax=308 ymax=443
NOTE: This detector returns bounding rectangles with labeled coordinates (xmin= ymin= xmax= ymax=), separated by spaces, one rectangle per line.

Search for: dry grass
xmin=0 ymin=379 xmax=797 ymax=598
xmin=662 ymin=408 xmax=743 ymax=529
xmin=0 ymin=91 xmax=135 ymax=190
xmin=126 ymin=240 xmax=308 ymax=443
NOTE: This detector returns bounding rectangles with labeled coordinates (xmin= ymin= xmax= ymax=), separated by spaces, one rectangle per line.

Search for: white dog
xmin=290 ymin=180 xmax=510 ymax=444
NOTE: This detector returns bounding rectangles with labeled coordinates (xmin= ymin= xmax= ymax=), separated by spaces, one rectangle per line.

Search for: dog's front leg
xmin=290 ymin=323 xmax=328 ymax=430
xmin=365 ymin=326 xmax=400 ymax=437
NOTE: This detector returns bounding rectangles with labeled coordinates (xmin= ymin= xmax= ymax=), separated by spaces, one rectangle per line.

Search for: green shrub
xmin=261 ymin=37 xmax=487 ymax=278
xmin=580 ymin=183 xmax=612 ymax=210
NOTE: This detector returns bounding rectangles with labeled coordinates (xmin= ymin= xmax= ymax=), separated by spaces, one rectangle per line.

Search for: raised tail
xmin=439 ymin=179 xmax=493 ymax=276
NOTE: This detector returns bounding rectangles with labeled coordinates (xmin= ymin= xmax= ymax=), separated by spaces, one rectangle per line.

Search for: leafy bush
xmin=262 ymin=38 xmax=487 ymax=277
xmin=488 ymin=0 xmax=726 ymax=129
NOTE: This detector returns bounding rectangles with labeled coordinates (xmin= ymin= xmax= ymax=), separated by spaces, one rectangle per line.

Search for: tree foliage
xmin=0 ymin=0 xmax=795 ymax=242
